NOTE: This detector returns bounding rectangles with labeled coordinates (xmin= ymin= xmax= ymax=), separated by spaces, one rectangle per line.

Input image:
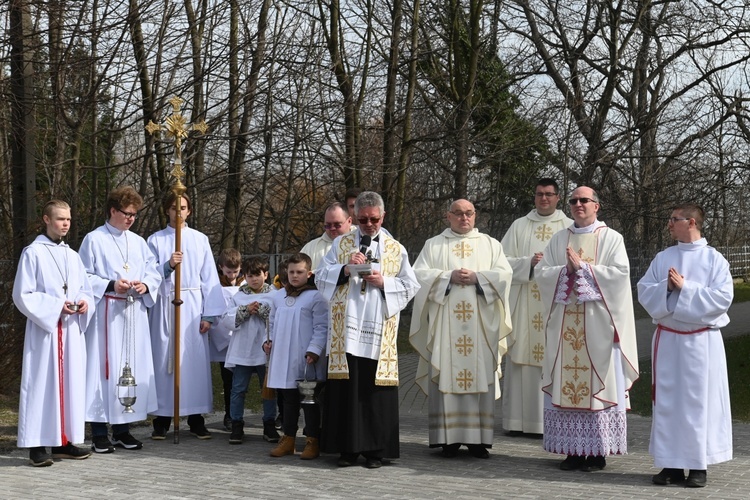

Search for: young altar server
xmin=148 ymin=192 xmax=225 ymax=439
xmin=637 ymin=203 xmax=733 ymax=488
xmin=79 ymin=186 xmax=161 ymax=453
xmin=13 ymin=200 xmax=95 ymax=466
xmin=265 ymin=253 xmax=328 ymax=460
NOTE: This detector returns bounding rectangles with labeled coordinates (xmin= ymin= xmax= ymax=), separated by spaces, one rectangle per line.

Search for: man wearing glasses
xmin=638 ymin=204 xmax=733 ymax=488
xmin=535 ymin=186 xmax=639 ymax=472
xmin=410 ymin=199 xmax=513 ymax=459
xmin=301 ymin=202 xmax=353 ymax=270
xmin=79 ymin=186 xmax=161 ymax=454
xmin=501 ymin=179 xmax=572 ymax=437
xmin=316 ymin=191 xmax=420 ymax=469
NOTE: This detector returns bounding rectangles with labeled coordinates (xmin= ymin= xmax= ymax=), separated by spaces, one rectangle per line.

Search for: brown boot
xmin=270 ymin=435 xmax=296 ymax=457
xmin=299 ymin=437 xmax=319 ymax=460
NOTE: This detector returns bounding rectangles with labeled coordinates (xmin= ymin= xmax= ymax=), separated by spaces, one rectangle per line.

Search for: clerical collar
xmin=42 ymin=233 xmax=64 ymax=245
xmin=359 ymin=230 xmax=380 ymax=242
xmin=571 ymin=219 xmax=605 ymax=234
xmin=677 ymin=237 xmax=707 ymax=247
xmin=449 ymin=228 xmax=477 ymax=238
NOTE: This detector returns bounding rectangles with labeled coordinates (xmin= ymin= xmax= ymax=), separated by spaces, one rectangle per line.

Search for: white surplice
xmin=13 ymin=235 xmax=95 ymax=447
xmin=409 ymin=228 xmax=512 ymax=446
xmin=500 ymin=209 xmax=572 ymax=433
xmin=266 ymin=289 xmax=329 ymax=389
xmin=209 ymin=286 xmax=240 ymax=362
xmin=79 ymin=222 xmax=161 ymax=424
xmin=535 ymin=221 xmax=639 ymax=456
xmin=148 ymin=225 xmax=225 ymax=416
xmin=220 ymin=285 xmax=275 ymax=368
xmin=637 ymin=238 xmax=733 ymax=469
xmin=315 ymin=228 xmax=420 ymax=384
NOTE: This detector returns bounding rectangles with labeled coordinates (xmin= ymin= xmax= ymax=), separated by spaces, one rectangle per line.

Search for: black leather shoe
xmin=337 ymin=453 xmax=358 ymax=467
xmin=467 ymin=444 xmax=489 ymax=459
xmin=686 ymin=469 xmax=707 ymax=488
xmin=365 ymin=458 xmax=382 ymax=469
xmin=559 ymin=455 xmax=586 ymax=470
xmin=652 ymin=468 xmax=686 ymax=485
xmin=441 ymin=443 xmax=460 ymax=458
xmin=581 ymin=455 xmax=606 ymax=472
xmin=51 ymin=442 xmax=92 ymax=459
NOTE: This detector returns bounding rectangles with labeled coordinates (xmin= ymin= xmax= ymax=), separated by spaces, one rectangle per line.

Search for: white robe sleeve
xmin=382 ymin=244 xmax=421 ymax=318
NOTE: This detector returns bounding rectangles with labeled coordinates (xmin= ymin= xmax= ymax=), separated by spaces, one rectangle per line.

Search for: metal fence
xmin=627 ymin=245 xmax=750 ymax=286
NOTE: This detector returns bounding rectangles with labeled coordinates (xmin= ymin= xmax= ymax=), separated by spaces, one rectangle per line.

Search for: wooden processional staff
xmin=146 ymin=97 xmax=207 ymax=444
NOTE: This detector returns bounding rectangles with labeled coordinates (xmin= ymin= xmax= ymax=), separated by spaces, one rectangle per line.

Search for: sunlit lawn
xmin=629 ymin=281 xmax=750 ymax=419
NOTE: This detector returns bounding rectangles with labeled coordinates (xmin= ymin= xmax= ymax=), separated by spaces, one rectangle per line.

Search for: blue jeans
xmin=230 ymin=364 xmax=276 ymax=423
xmin=90 ymin=422 xmax=129 ymax=437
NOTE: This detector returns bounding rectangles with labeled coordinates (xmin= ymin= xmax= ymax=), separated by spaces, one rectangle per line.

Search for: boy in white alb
xmin=638 ymin=203 xmax=733 ymax=488
xmin=13 ymin=200 xmax=95 ymax=466
xmin=265 ymin=253 xmax=328 ymax=460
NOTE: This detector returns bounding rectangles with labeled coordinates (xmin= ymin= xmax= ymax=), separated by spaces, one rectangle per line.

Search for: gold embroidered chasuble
xmin=501 ymin=210 xmax=572 ymax=368
xmin=322 ymin=231 xmax=416 ymax=386
xmin=410 ymin=229 xmax=512 ymax=396
xmin=536 ymin=224 xmax=639 ymax=411
xmin=556 ymin=233 xmax=598 ymax=409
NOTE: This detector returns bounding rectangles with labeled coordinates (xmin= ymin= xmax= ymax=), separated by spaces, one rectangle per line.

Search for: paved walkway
xmin=2 ymin=302 xmax=749 ymax=499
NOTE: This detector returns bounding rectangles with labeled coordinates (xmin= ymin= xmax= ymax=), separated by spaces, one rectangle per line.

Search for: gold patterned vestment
xmin=409 ymin=229 xmax=512 ymax=397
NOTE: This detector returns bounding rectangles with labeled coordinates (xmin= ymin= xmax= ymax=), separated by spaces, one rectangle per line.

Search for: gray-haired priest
xmin=315 ymin=191 xmax=420 ymax=469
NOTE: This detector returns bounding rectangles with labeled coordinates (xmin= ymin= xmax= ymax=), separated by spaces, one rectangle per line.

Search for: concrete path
xmin=2 ymin=303 xmax=749 ymax=499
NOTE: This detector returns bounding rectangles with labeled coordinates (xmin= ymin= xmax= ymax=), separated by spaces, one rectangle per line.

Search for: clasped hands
xmin=114 ymin=278 xmax=147 ymax=295
xmin=450 ymin=268 xmax=478 ymax=286
xmin=565 ymin=247 xmax=582 ymax=275
xmin=667 ymin=267 xmax=684 ymax=291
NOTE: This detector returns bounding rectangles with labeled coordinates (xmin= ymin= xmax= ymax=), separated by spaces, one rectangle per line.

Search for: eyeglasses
xmin=568 ymin=198 xmax=596 ymax=205
xmin=535 ymin=192 xmax=558 ymax=198
xmin=116 ymin=208 xmax=137 ymax=219
xmin=357 ymin=217 xmax=382 ymax=225
xmin=324 ymin=222 xmax=345 ymax=230
xmin=450 ymin=210 xmax=475 ymax=218
xmin=667 ymin=217 xmax=689 ymax=224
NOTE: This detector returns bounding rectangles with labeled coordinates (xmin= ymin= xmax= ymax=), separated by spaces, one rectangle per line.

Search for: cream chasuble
xmin=536 ymin=223 xmax=639 ymax=411
xmin=502 ymin=210 xmax=571 ymax=368
xmin=556 ymin=233 xmax=598 ymax=409
xmin=410 ymin=229 xmax=512 ymax=397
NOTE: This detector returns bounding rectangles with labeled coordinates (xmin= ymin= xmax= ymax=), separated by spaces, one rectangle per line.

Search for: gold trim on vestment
xmin=557 ymin=232 xmax=598 ymax=408
xmin=327 ymin=233 xmax=402 ymax=385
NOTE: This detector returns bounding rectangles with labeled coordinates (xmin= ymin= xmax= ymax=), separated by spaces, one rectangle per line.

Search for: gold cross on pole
xmin=144 ymin=96 xmax=207 ymax=445
xmin=145 ymin=96 xmax=208 ymax=192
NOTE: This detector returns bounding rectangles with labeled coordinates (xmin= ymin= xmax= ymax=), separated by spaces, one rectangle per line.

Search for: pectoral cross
xmin=63 ymin=282 xmax=68 ymax=294
xmin=123 ymin=263 xmax=130 ymax=272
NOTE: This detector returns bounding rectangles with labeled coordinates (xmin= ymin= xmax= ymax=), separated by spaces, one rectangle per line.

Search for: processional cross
xmin=145 ymin=96 xmax=207 ymax=444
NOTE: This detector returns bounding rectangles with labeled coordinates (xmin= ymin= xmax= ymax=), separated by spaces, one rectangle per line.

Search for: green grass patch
xmin=734 ymin=281 xmax=750 ymax=303
xmin=630 ymin=334 xmax=750 ymax=420
xmin=211 ymin=362 xmax=263 ymax=414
